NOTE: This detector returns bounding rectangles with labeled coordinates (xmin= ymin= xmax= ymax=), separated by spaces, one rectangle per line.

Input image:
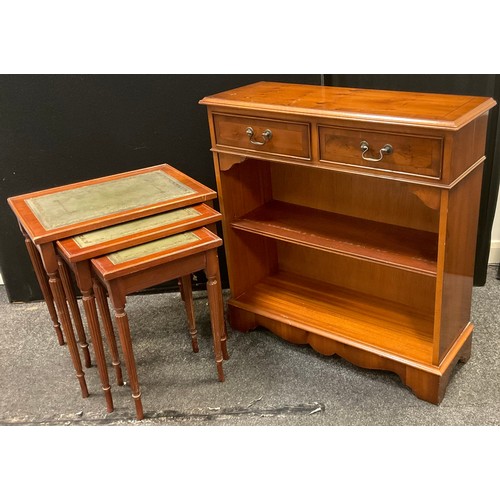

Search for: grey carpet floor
xmin=2 ymin=267 xmax=499 ymax=499
xmin=1 ymin=265 xmax=499 ymax=427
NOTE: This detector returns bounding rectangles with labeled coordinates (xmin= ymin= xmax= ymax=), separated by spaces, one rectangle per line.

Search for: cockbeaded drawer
xmin=319 ymin=125 xmax=443 ymax=178
xmin=213 ymin=113 xmax=311 ymax=160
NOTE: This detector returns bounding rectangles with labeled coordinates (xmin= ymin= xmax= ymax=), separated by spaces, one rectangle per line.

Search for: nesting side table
xmin=91 ymin=227 xmax=226 ymax=420
xmin=8 ymin=164 xmax=217 ymax=398
xmin=57 ymin=203 xmax=222 ymax=412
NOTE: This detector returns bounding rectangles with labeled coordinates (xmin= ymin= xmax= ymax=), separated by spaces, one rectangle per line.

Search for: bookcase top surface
xmin=200 ymin=81 xmax=496 ymax=129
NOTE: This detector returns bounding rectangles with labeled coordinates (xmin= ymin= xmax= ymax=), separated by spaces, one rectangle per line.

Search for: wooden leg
xmin=81 ymin=286 xmax=114 ymax=413
xmin=23 ymin=235 xmax=65 ymax=346
xmin=204 ymin=250 xmax=226 ymax=382
xmin=177 ymin=277 xmax=186 ymax=302
xmin=179 ymin=275 xmax=199 ymax=353
xmin=221 ymin=320 xmax=229 ymax=361
xmin=58 ymin=257 xmax=92 ymax=368
xmin=405 ymin=332 xmax=474 ymax=404
xmin=48 ymin=270 xmax=89 ymax=398
xmin=113 ymin=300 xmax=144 ymax=420
xmin=206 ymin=252 xmax=228 ymax=360
xmin=93 ymin=279 xmax=124 ymax=386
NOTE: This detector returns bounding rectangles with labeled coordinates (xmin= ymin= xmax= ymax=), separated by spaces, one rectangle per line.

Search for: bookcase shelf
xmin=231 ymin=271 xmax=435 ymax=364
xmin=231 ymin=200 xmax=438 ymax=276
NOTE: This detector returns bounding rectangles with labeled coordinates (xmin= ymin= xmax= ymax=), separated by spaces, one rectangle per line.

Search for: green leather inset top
xmin=26 ymin=171 xmax=195 ymax=230
xmin=106 ymin=231 xmax=201 ymax=265
xmin=73 ymin=207 xmax=200 ymax=248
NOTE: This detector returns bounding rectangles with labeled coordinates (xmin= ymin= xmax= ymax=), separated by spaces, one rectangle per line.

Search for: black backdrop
xmin=0 ymin=75 xmax=320 ymax=302
xmin=1 ymin=74 xmax=498 ymax=302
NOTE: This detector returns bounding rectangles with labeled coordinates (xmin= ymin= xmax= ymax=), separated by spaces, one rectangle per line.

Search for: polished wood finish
xmin=57 ymin=257 xmax=91 ymax=368
xmin=213 ymin=113 xmax=311 ymax=159
xmin=110 ymin=298 xmax=144 ymax=420
xmin=231 ymin=271 xmax=434 ymax=363
xmin=231 ymin=200 xmax=438 ymax=275
xmin=202 ymin=83 xmax=495 ymax=188
xmin=93 ymin=228 xmax=223 ymax=280
xmin=8 ymin=164 xmax=218 ymax=403
xmin=229 ymin=305 xmax=472 ymax=404
xmin=269 ymin=162 xmax=441 ymax=232
xmin=57 ymin=203 xmax=221 ymax=263
xmin=433 ymin=165 xmax=484 ymax=363
xmin=46 ymin=260 xmax=89 ymax=399
xmin=57 ymin=202 xmax=222 ymax=411
xmin=77 ymin=262 xmax=114 ymax=413
xmin=93 ymin=276 xmax=124 ymax=386
xmin=318 ymin=125 xmax=443 ymax=178
xmin=92 ymin=228 xmax=227 ymax=420
xmin=200 ymin=81 xmax=495 ymax=130
xmin=21 ymin=227 xmax=64 ymax=346
xmin=179 ymin=275 xmax=199 ymax=353
xmin=8 ymin=163 xmax=217 ymax=245
xmin=277 ymin=243 xmax=436 ymax=316
xmin=205 ymin=249 xmax=229 ymax=363
xmin=75 ymin=259 xmax=116 ymax=411
xmin=201 ymin=81 xmax=496 ymax=404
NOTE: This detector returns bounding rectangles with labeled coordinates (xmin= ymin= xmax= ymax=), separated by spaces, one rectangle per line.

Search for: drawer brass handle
xmin=360 ymin=140 xmax=393 ymax=162
xmin=246 ymin=127 xmax=273 ymax=146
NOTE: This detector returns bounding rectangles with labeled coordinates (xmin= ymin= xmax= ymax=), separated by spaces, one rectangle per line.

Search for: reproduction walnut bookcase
xmin=200 ymin=82 xmax=496 ymax=403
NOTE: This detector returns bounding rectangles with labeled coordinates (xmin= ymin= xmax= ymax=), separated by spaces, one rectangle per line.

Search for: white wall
xmin=489 ymin=190 xmax=500 ymax=263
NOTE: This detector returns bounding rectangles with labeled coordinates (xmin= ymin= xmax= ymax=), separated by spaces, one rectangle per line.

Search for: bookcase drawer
xmin=213 ymin=113 xmax=310 ymax=160
xmin=319 ymin=125 xmax=443 ymax=178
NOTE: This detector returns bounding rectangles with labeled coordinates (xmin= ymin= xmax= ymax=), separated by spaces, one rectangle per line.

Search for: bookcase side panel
xmin=436 ymin=165 xmax=484 ymax=362
xmin=215 ymin=156 xmax=277 ymax=298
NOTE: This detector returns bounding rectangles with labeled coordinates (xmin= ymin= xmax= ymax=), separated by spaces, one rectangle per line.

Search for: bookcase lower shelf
xmin=228 ymin=271 xmax=473 ymax=404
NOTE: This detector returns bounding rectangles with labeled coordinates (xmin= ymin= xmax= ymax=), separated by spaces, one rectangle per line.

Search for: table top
xmin=199 ymin=81 xmax=496 ymax=130
xmin=57 ymin=203 xmax=221 ymax=263
xmin=8 ymin=163 xmax=217 ymax=245
xmin=92 ymin=227 xmax=222 ymax=280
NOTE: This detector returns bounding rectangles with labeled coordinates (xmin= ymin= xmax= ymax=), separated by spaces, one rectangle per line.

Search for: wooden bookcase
xmin=200 ymin=82 xmax=496 ymax=403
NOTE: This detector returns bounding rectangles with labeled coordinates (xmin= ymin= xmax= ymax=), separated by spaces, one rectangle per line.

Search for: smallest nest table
xmin=91 ymin=227 xmax=228 ymax=420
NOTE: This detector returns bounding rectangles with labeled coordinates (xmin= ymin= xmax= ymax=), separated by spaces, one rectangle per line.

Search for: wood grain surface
xmin=201 ymin=81 xmax=495 ymax=129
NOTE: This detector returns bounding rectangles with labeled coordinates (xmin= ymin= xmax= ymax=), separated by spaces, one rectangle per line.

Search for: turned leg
xmin=80 ymin=286 xmax=114 ymax=413
xmin=93 ymin=279 xmax=124 ymax=386
xmin=23 ymin=235 xmax=64 ymax=346
xmin=177 ymin=277 xmax=186 ymax=302
xmin=112 ymin=299 xmax=144 ymax=420
xmin=58 ymin=257 xmax=91 ymax=368
xmin=204 ymin=250 xmax=226 ymax=382
xmin=221 ymin=319 xmax=229 ymax=361
xmin=47 ymin=270 xmax=89 ymax=398
xmin=206 ymin=252 xmax=228 ymax=360
xmin=179 ymin=275 xmax=199 ymax=353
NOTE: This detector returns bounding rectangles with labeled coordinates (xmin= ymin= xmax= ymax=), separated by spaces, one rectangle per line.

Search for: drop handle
xmin=360 ymin=140 xmax=393 ymax=162
xmin=246 ymin=127 xmax=273 ymax=146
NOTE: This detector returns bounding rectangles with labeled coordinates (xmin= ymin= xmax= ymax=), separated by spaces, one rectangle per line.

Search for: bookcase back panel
xmin=277 ymin=241 xmax=436 ymax=315
xmin=270 ymin=163 xmax=440 ymax=233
